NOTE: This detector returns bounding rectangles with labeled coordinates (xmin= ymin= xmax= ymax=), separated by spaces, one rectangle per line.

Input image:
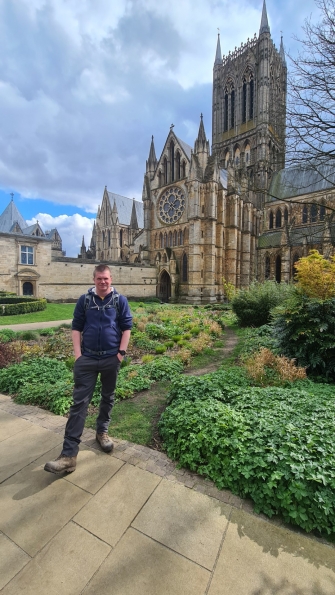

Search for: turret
xmin=193 ymin=114 xmax=210 ymax=174
xmin=146 ymin=136 xmax=157 ymax=179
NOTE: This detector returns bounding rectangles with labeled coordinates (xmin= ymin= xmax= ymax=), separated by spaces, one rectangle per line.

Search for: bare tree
xmin=286 ymin=0 xmax=335 ymax=180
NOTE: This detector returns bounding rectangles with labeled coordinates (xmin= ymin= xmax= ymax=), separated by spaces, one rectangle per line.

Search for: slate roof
xmin=176 ymin=136 xmax=192 ymax=160
xmin=268 ymin=164 xmax=335 ymax=202
xmin=0 ymin=199 xmax=27 ymax=233
xmin=107 ymin=192 xmax=144 ymax=228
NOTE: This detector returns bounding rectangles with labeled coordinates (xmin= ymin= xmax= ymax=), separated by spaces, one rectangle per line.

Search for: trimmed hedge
xmin=0 ymin=298 xmax=47 ymax=316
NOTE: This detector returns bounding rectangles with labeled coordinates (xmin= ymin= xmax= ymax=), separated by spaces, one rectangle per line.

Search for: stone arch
xmin=157 ymin=269 xmax=171 ymax=302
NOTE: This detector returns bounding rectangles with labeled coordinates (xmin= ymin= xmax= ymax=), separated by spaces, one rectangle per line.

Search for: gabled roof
xmin=107 ymin=191 xmax=144 ymax=228
xmin=0 ymin=199 xmax=27 ymax=233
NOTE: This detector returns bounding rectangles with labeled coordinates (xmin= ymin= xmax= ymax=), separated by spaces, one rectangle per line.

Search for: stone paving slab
xmin=132 ymin=478 xmax=231 ymax=570
xmin=0 ymin=459 xmax=91 ymax=556
xmin=37 ymin=444 xmax=125 ymax=494
xmin=82 ymin=527 xmax=210 ymax=595
xmin=0 ymin=411 xmax=31 ymax=442
xmin=208 ymin=508 xmax=335 ymax=595
xmin=1 ymin=522 xmax=111 ymax=595
xmin=74 ymin=463 xmax=161 ymax=547
xmin=0 ymin=532 xmax=30 ymax=591
xmin=0 ymin=424 xmax=62 ymax=483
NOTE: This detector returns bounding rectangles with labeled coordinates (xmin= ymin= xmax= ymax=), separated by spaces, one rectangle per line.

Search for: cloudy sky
xmin=0 ymin=0 xmax=322 ymax=255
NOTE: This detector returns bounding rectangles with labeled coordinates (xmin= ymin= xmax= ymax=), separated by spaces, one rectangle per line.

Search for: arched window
xmin=158 ymin=170 xmax=162 ymax=187
xmin=164 ymin=157 xmax=168 ymax=185
xmin=275 ymin=255 xmax=281 ymax=283
xmin=234 ymin=147 xmax=240 ymax=166
xmin=242 ymin=78 xmax=247 ymax=123
xmin=275 ymin=209 xmax=282 ymax=228
xmin=302 ymin=205 xmax=308 ymax=223
xmin=102 ymin=231 xmax=105 ymax=247
xmin=155 ymin=234 xmax=158 ymax=249
xmin=284 ymin=208 xmax=288 ymax=223
xmin=224 ymin=91 xmax=228 ymax=132
xmin=182 ymin=161 xmax=186 ymax=178
xmin=179 ymin=230 xmax=183 ymax=245
xmin=265 ymin=256 xmax=270 ymax=280
xmin=108 ymin=230 xmax=111 ymax=246
xmin=269 ymin=211 xmax=274 ymax=229
xmin=245 ymin=143 xmax=250 ymax=165
xmin=249 ymin=75 xmax=254 ymax=119
xmin=168 ymin=231 xmax=172 ymax=247
xmin=224 ymin=151 xmax=229 ymax=168
xmin=164 ymin=233 xmax=167 ymax=247
xmin=160 ymin=233 xmax=163 ymax=249
xmin=182 ymin=253 xmax=188 ymax=282
xmin=311 ymin=204 xmax=318 ymax=223
xmin=320 ymin=205 xmax=326 ymax=221
xmin=173 ymin=230 xmax=177 ymax=246
xmin=170 ymin=141 xmax=175 ymax=182
xmin=292 ymin=253 xmax=300 ymax=280
xmin=231 ymin=88 xmax=235 ymax=128
xmin=119 ymin=229 xmax=122 ymax=247
xmin=176 ymin=152 xmax=181 ymax=180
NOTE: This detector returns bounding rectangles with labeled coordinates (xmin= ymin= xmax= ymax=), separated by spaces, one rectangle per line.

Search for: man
xmin=44 ymin=264 xmax=132 ymax=474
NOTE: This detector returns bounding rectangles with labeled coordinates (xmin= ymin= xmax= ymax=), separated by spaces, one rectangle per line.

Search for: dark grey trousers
xmin=62 ymin=355 xmax=121 ymax=457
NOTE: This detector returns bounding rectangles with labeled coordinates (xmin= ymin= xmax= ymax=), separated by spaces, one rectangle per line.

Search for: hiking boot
xmin=44 ymin=454 xmax=77 ymax=474
xmin=96 ymin=432 xmax=114 ymax=453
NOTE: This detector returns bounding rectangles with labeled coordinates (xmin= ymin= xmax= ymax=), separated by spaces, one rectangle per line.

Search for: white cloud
xmin=26 ymin=212 xmax=94 ymax=257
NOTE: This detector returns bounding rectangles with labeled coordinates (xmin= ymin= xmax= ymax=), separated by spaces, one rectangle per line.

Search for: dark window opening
xmin=275 ymin=209 xmax=282 ymax=228
xmin=224 ymin=94 xmax=228 ymax=132
xmin=275 ymin=255 xmax=281 ymax=283
xmin=249 ymin=77 xmax=254 ymax=119
xmin=231 ymin=89 xmax=235 ymax=128
xmin=269 ymin=211 xmax=274 ymax=229
xmin=265 ymin=256 xmax=270 ymax=280
xmin=242 ymin=81 xmax=247 ymax=123
xmin=182 ymin=253 xmax=188 ymax=282
xmin=302 ymin=205 xmax=308 ymax=223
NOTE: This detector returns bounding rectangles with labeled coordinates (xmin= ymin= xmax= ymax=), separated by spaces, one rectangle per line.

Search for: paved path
xmin=0 ymin=394 xmax=335 ymax=594
xmin=0 ymin=320 xmax=72 ymax=331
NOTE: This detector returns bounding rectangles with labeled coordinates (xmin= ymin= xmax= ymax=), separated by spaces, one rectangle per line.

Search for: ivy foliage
xmin=159 ymin=372 xmax=335 ymax=535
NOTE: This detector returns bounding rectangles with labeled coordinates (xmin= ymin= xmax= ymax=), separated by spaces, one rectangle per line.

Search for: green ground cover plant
xmin=159 ymin=375 xmax=335 ymax=536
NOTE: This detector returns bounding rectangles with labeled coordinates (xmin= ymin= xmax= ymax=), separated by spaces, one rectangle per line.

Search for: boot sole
xmin=44 ymin=464 xmax=76 ymax=474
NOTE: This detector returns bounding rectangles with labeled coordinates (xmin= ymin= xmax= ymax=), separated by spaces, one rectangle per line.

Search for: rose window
xmin=157 ymin=187 xmax=185 ymax=224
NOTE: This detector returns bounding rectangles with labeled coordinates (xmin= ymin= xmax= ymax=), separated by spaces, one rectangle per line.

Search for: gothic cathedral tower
xmin=212 ymin=0 xmax=287 ymax=208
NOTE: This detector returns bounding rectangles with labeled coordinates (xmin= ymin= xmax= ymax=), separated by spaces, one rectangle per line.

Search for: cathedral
xmin=85 ymin=0 xmax=335 ymax=304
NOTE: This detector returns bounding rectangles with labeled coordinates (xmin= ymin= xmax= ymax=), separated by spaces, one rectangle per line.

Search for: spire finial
xmin=259 ymin=0 xmax=270 ymax=35
xmin=10 ymin=192 xmax=14 ymax=201
xmin=215 ymin=31 xmax=222 ymax=65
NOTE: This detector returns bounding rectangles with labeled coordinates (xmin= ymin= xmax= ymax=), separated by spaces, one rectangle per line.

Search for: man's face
xmin=94 ymin=270 xmax=112 ymax=297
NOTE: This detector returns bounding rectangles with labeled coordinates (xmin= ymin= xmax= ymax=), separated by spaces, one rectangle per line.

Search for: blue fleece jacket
xmin=72 ymin=287 xmax=133 ymax=358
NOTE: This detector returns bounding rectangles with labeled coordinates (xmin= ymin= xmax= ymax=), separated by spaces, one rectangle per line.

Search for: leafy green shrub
xmin=146 ymin=323 xmax=167 ymax=339
xmin=16 ymin=330 xmax=40 ymax=341
xmin=155 ymin=345 xmax=167 ymax=354
xmin=167 ymin=367 xmax=249 ymax=404
xmin=132 ymin=331 xmax=158 ymax=351
xmin=172 ymin=335 xmax=182 ymax=342
xmin=273 ymin=293 xmax=335 ymax=379
xmin=142 ymin=356 xmax=183 ymax=381
xmin=190 ymin=327 xmax=201 ymax=336
xmin=0 ymin=329 xmax=16 ymax=343
xmin=39 ymin=328 xmax=56 ymax=337
xmin=0 ymin=357 xmax=73 ymax=415
xmin=160 ymin=381 xmax=335 ymax=535
xmin=164 ymin=341 xmax=175 ymax=349
xmin=238 ymin=325 xmax=278 ymax=359
xmin=231 ymin=281 xmax=294 ymax=327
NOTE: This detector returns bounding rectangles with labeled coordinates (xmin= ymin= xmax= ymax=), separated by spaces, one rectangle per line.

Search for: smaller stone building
xmin=0 ymin=197 xmax=64 ymax=296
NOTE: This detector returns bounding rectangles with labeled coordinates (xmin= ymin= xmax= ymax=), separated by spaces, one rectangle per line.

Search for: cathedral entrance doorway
xmin=157 ymin=270 xmax=171 ymax=302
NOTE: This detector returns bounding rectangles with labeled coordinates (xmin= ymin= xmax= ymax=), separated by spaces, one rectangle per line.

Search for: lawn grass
xmin=86 ymin=381 xmax=169 ymax=445
xmin=0 ymin=303 xmax=75 ymax=325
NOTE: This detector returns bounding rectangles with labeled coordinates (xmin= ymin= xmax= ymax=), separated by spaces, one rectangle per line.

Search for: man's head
xmin=93 ymin=265 xmax=112 ymax=298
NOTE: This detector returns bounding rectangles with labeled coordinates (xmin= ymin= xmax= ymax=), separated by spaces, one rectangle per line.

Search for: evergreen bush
xmin=231 ymin=281 xmax=294 ymax=327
